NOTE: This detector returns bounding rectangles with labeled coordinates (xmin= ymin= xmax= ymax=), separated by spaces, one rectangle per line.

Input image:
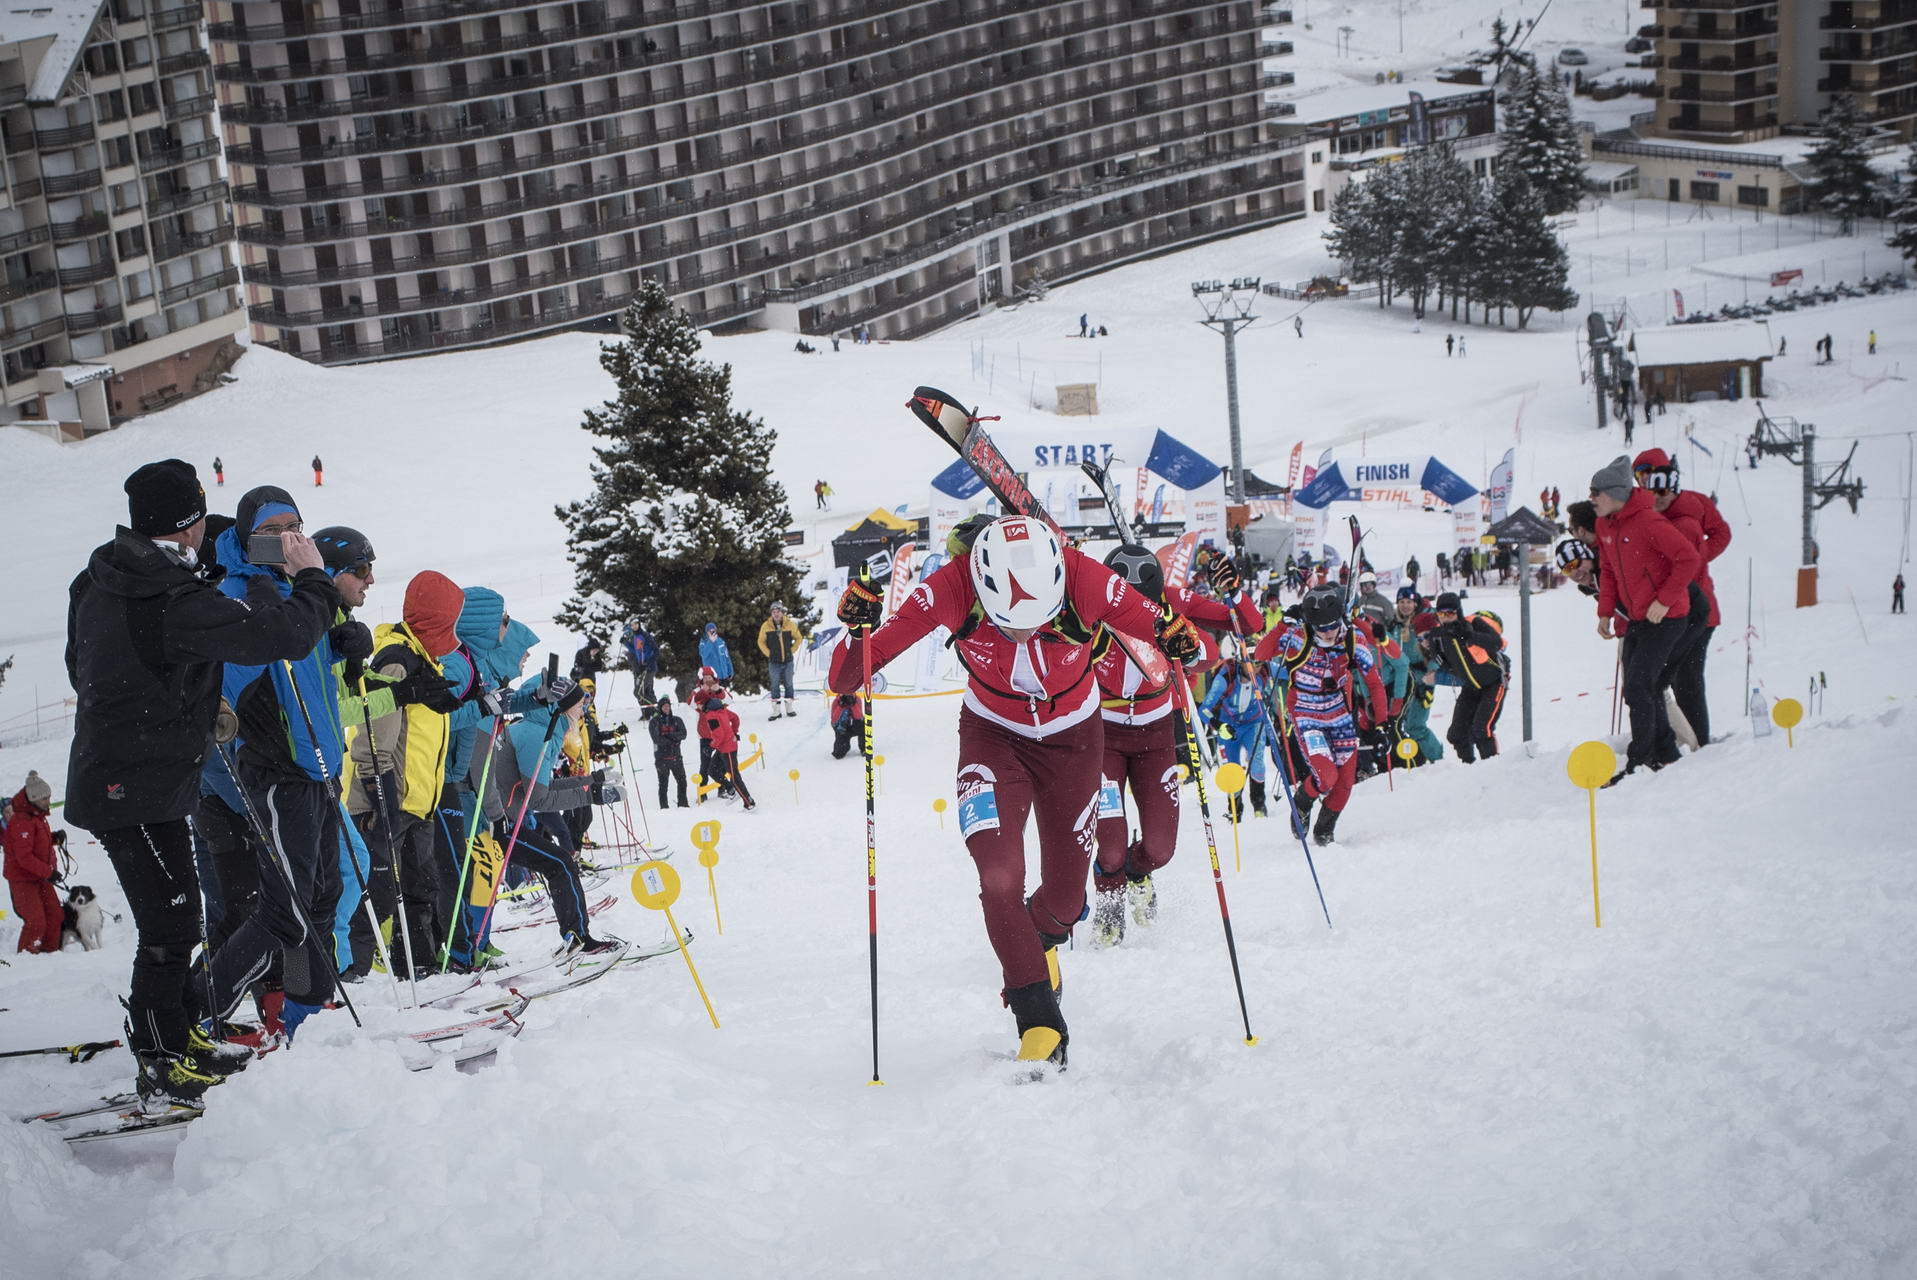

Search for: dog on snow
xmin=60 ymin=885 xmax=104 ymax=952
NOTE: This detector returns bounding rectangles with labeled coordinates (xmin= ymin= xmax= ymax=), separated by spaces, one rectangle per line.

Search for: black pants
xmin=1893 ymin=589 xmax=1904 ymax=614
xmin=209 ymin=767 xmax=342 ymax=1014
xmin=515 ymin=819 xmax=593 ymax=944
xmin=714 ymin=750 xmax=753 ymax=805
xmin=1448 ymin=681 xmax=1506 ymax=762
xmin=1662 ymin=617 xmax=1714 ymax=747
xmin=832 ymin=725 xmax=866 ymax=759
xmin=96 ymin=819 xmax=211 ymax=1052
xmin=1620 ymin=617 xmax=1687 ymax=769
xmin=433 ymin=788 xmax=474 ymax=965
xmin=196 ymin=794 xmax=261 ymax=951
xmin=349 ymin=811 xmax=441 ymax=974
xmin=656 ymin=756 xmax=688 ymax=807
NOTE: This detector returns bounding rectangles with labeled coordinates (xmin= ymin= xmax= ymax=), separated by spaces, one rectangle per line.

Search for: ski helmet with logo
xmin=970 ymin=516 xmax=1065 ymax=631
xmin=1302 ymin=585 xmax=1345 ymax=634
xmin=1103 ymin=543 xmax=1164 ymax=604
xmin=313 ymin=526 xmax=375 ymax=576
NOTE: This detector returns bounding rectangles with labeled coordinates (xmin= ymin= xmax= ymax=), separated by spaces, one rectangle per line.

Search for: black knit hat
xmin=1434 ymin=591 xmax=1462 ymax=614
xmin=124 ymin=459 xmax=206 ymax=536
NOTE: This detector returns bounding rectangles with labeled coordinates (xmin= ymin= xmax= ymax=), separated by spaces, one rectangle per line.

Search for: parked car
xmin=1558 ymin=47 xmax=1590 ymax=65
xmin=1624 ymin=36 xmax=1651 ymax=53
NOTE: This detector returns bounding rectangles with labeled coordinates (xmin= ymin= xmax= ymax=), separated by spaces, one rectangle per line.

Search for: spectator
xmin=1589 ymin=456 xmax=1701 ymax=785
xmin=831 ymin=693 xmax=867 ymax=759
xmin=5 ymin=771 xmax=59 ymax=954
xmin=1425 ymin=593 xmax=1507 ymax=762
xmin=1353 ymin=570 xmax=1392 ymax=620
xmin=649 ymin=695 xmax=690 ymax=808
xmin=619 ymin=618 xmax=658 ymax=709
xmin=571 ymin=634 xmax=608 ymax=685
xmin=1079 ymin=313 xmax=1089 ymax=337
xmin=1895 ymin=573 xmax=1906 ymax=614
xmin=213 ymin=456 xmax=224 ymax=487
xmin=311 ymin=455 xmax=324 ymax=487
xmin=1868 ymin=329 xmax=1877 ymax=355
xmin=1446 ymin=334 xmax=1455 ymax=357
xmin=697 ymin=621 xmax=734 ymax=683
xmin=1405 ymin=555 xmax=1421 ymax=588
xmin=691 ymin=667 xmax=728 ymax=792
xmin=700 ymin=699 xmax=755 ymax=810
xmin=757 ymin=602 xmax=803 ymax=719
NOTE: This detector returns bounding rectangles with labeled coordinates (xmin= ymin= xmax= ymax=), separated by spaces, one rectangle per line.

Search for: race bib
xmin=1096 ymin=777 xmax=1125 ymax=820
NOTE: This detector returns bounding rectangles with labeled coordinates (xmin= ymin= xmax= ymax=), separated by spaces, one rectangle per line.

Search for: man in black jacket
xmin=66 ymin=460 xmax=338 ymax=1107
xmin=648 ymin=696 xmax=689 ymax=808
xmin=1426 ymin=592 xmax=1508 ymax=763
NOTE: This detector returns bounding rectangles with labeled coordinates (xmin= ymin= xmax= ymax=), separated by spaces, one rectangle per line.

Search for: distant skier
xmin=311 ymin=455 xmax=323 ymax=487
xmin=213 ymin=456 xmax=224 ymax=487
xmin=1294 ymin=315 xmax=1304 ymax=338
xmin=1079 ymin=313 xmax=1089 ymax=337
xmin=828 ymin=516 xmax=1180 ymax=1069
xmin=1445 ymin=334 xmax=1454 ymax=357
xmin=1894 ymin=574 xmax=1905 ymax=614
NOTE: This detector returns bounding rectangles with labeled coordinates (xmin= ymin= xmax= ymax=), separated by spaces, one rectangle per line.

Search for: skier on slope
xmin=1253 ymin=586 xmax=1387 ymax=846
xmin=1199 ymin=641 xmax=1279 ymax=821
xmin=826 ymin=515 xmax=1196 ymax=1067
xmin=1091 ymin=546 xmax=1260 ymax=946
xmin=1424 ymin=591 xmax=1509 ymax=764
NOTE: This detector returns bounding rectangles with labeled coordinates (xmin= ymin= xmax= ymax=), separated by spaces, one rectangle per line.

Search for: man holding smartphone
xmin=66 ymin=461 xmax=339 ymax=1108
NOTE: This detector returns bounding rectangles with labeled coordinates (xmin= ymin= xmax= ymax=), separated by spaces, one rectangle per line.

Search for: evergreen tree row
xmin=1324 ymin=146 xmax=1578 ymax=330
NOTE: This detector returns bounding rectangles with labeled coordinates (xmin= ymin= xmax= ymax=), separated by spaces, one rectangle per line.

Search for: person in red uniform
xmin=1633 ymin=449 xmax=1731 ymax=746
xmin=828 ymin=516 xmax=1197 ymax=1067
xmin=4 ymin=771 xmax=60 ymax=953
xmin=1590 ymin=455 xmax=1701 ymax=783
xmin=1089 ymin=545 xmax=1259 ymax=946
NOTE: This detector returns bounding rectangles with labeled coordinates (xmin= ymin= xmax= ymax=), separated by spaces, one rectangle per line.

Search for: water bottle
xmin=1748 ymin=687 xmax=1772 ymax=738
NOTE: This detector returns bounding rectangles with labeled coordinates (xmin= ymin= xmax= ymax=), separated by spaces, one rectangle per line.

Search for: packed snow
xmin=4 ymin=16 xmax=1916 ymax=1272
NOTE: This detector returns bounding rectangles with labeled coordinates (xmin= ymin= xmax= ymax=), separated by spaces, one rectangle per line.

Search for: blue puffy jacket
xmin=443 ymin=587 xmax=542 ymax=788
xmin=697 ymin=624 xmax=733 ymax=681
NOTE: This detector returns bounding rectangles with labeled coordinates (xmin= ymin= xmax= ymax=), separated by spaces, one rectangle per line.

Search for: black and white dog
xmin=61 ymin=885 xmax=104 ymax=952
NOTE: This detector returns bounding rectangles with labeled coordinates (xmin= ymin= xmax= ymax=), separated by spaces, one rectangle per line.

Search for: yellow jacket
xmin=345 ymin=623 xmax=450 ymax=820
xmin=758 ymin=615 xmax=804 ymax=663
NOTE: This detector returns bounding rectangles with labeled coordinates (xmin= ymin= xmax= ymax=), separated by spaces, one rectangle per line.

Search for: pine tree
xmin=1497 ymin=68 xmax=1586 ymax=216
xmin=1325 ymin=177 xmax=1389 ymax=304
xmin=1888 ymin=144 xmax=1917 ymax=266
xmin=556 ymin=281 xmax=812 ymax=694
xmin=1487 ymin=165 xmax=1578 ymax=329
xmin=1806 ymin=96 xmax=1882 ymax=236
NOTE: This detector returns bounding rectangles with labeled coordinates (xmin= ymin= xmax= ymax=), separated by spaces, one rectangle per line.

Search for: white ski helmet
xmin=970 ymin=516 xmax=1066 ymax=631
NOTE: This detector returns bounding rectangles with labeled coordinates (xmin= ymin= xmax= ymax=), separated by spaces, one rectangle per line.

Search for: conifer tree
xmin=1888 ymin=144 xmax=1917 ymax=266
xmin=1807 ymin=95 xmax=1883 ymax=236
xmin=1498 ymin=67 xmax=1586 ymax=216
xmin=1487 ymin=165 xmax=1578 ymax=329
xmin=556 ymin=282 xmax=812 ymax=694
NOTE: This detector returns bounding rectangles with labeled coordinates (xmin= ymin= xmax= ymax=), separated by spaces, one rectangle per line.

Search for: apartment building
xmin=210 ymin=0 xmax=1305 ymax=365
xmin=1644 ymin=0 xmax=1916 ymax=143
xmin=2 ymin=0 xmax=243 ymax=437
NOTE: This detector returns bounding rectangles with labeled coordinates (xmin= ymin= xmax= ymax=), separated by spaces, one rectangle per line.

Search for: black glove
xmin=328 ymin=621 xmax=374 ymax=663
xmin=472 ymin=684 xmax=506 ymax=718
xmin=533 ymin=675 xmax=583 ymax=712
xmin=1207 ymin=555 xmax=1242 ymax=595
xmin=1156 ymin=613 xmax=1202 ymax=663
xmin=391 ymin=668 xmax=457 ymax=711
xmin=590 ymin=782 xmax=623 ymax=805
xmin=837 ymin=569 xmax=883 ymax=634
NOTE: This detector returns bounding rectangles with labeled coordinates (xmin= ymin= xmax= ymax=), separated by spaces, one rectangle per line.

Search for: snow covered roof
xmin=5 ymin=0 xmax=105 ymax=103
xmin=1630 ymin=321 xmax=1773 ymax=367
xmin=1286 ymin=78 xmax=1489 ymax=127
xmin=1583 ymin=161 xmax=1638 ymax=182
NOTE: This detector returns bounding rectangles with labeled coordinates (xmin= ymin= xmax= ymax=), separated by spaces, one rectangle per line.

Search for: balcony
xmin=0 ymin=271 xmax=56 ymax=302
xmin=1263 ymin=5 xmax=1294 ymax=23
xmin=157 ymin=49 xmax=210 ymax=75
xmin=150 ymin=223 xmax=235 ymax=263
xmin=1665 ymin=52 xmax=1777 ymax=72
xmin=1262 ymin=40 xmax=1295 ymax=56
xmin=0 ymin=225 xmax=51 ymax=254
xmin=1663 ymin=81 xmax=1777 ymax=102
xmin=1263 ymin=71 xmax=1296 ymax=87
xmin=1644 ymin=0 xmax=1772 ymax=9
xmin=34 ymin=121 xmax=96 ymax=148
xmin=805 ymin=269 xmax=976 ymax=336
xmin=147 ymin=180 xmax=228 ymax=216
xmin=42 ymin=168 xmax=104 ymax=196
xmin=139 ymin=137 xmax=222 ymax=174
xmin=1665 ymin=20 xmax=1777 ymax=40
xmin=1819 ymin=4 xmax=1917 ymax=30
xmin=57 ymin=260 xmax=116 ymax=287
xmin=1663 ymin=112 xmax=1778 ymax=135
xmin=1826 ymin=66 xmax=1917 ymax=92
xmin=159 ymin=265 xmax=239 ymax=309
xmin=65 ymin=303 xmax=124 ymax=334
xmin=50 ymin=213 xmax=110 ymax=240
xmin=163 ymin=93 xmax=216 ymax=124
xmin=1819 ymin=39 xmax=1917 ymax=62
xmin=2 ymin=314 xmax=66 ymax=347
xmin=150 ymin=3 xmax=204 ymax=31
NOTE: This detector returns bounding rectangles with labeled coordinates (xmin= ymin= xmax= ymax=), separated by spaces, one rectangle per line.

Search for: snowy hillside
xmin=2 ymin=173 xmax=1914 ymax=1275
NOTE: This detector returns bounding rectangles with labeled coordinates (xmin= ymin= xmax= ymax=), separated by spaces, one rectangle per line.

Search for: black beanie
xmin=124 ymin=459 xmax=206 ymax=536
xmin=1434 ymin=591 xmax=1462 ymax=614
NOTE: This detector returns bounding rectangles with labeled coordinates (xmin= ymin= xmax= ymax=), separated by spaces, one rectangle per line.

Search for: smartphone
xmin=247 ymin=532 xmax=288 ymax=565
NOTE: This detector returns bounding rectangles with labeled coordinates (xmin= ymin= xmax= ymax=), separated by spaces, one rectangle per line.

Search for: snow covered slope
xmin=1 ymin=186 xmax=1913 ymax=1276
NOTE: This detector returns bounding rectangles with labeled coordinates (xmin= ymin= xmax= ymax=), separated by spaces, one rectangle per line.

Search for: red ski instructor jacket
xmin=1595 ymin=489 xmax=1702 ymax=623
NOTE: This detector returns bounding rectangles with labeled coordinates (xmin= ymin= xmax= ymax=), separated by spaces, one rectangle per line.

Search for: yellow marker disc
xmin=1566 ymin=740 xmax=1619 ymax=790
xmin=631 ymin=859 xmax=682 ymax=911
xmin=1395 ymin=738 xmax=1419 ymax=761
xmin=690 ymin=819 xmax=721 ymax=851
xmin=1215 ymin=761 xmax=1248 ymax=795
xmin=1771 ymin=697 xmax=1804 ymax=729
xmin=874 ymin=754 xmax=886 ymax=768
xmin=788 ymin=768 xmax=800 ymax=780
xmin=931 ymin=797 xmax=948 ymax=813
xmin=698 ymin=848 xmax=720 ymax=869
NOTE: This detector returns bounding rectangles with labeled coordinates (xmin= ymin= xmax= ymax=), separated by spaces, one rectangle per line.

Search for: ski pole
xmin=471 ymin=656 xmax=565 ymax=949
xmin=861 ymin=628 xmax=882 ymax=1086
xmin=1169 ymin=670 xmax=1256 ymax=1046
xmin=354 ymin=670 xmax=419 ymax=1008
xmin=438 ymin=712 xmax=504 ymax=972
xmin=621 ymin=738 xmax=657 ymax=848
xmin=213 ymin=737 xmax=364 ymax=1028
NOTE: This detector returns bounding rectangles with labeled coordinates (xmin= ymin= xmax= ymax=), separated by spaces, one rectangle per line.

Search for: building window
xmin=96 ymin=90 xmax=127 ymax=123
xmin=102 ymin=134 xmax=134 ymax=168
xmin=117 ymin=227 xmax=148 ymax=259
xmin=1313 ymin=188 xmax=1325 ymax=212
xmin=1311 ymin=151 xmax=1323 ymax=164
xmin=111 ymin=179 xmax=142 ymax=214
xmin=1690 ymin=180 xmax=1720 ymax=202
xmin=126 ymin=82 xmax=158 ymax=116
xmin=1737 ymin=184 xmax=1769 ymax=207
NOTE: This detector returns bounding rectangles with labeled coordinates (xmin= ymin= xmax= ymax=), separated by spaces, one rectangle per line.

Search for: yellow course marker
xmin=873 ymin=753 xmax=886 ymax=794
xmin=631 ymin=860 xmax=719 ymax=1027
xmin=932 ymin=796 xmax=948 ymax=829
xmin=1565 ymin=741 xmax=1618 ymax=928
xmin=788 ymin=768 xmax=800 ymax=802
xmin=1771 ymin=697 xmax=1803 ymax=748
xmin=690 ymin=820 xmax=723 ymax=936
xmin=748 ymin=733 xmax=766 ymax=771
xmin=1215 ymin=761 xmax=1248 ymax=874
xmin=1395 ymin=738 xmax=1419 ymax=763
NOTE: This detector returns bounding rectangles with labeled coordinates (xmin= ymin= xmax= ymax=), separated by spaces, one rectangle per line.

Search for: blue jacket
xmin=509 ymin=702 xmax=567 ymax=791
xmin=697 ymin=625 xmax=733 ymax=681
xmin=216 ymin=525 xmax=349 ymax=782
xmin=621 ymin=623 xmax=657 ymax=673
xmin=443 ymin=587 xmax=542 ymax=789
xmin=1200 ymin=665 xmax=1271 ymax=733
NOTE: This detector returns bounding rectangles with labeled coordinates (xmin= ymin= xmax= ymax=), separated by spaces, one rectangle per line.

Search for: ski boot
xmin=576 ymin=934 xmax=625 ymax=956
xmin=124 ymin=1002 xmax=223 ymax=1110
xmin=1092 ymin=890 xmax=1126 ymax=948
xmin=1003 ymin=979 xmax=1068 ymax=1072
xmin=1249 ymin=777 xmax=1268 ymax=819
xmin=1291 ymin=793 xmax=1316 ymax=841
xmin=1129 ymin=872 xmax=1158 ymax=928
xmin=188 ymin=1020 xmax=253 ymax=1076
xmin=1312 ymin=804 xmax=1340 ymax=847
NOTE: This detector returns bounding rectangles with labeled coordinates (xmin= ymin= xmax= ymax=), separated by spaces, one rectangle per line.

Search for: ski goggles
xmin=1633 ymin=465 xmax=1681 ymax=492
xmin=1555 ymin=539 xmax=1596 ymax=572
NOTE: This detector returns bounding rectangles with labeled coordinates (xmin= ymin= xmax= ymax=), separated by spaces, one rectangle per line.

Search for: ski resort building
xmin=1270 ymin=78 xmax=1498 ymax=216
xmin=1642 ymin=0 xmax=1917 ymax=144
xmin=211 ymin=0 xmax=1307 ymax=365
xmin=1 ymin=0 xmax=244 ymax=438
xmin=1629 ymin=319 xmax=1774 ymax=403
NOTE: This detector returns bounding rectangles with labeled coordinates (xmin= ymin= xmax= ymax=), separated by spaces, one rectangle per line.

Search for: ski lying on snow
xmin=493 ymin=892 xmax=617 ymax=933
xmin=372 ymin=993 xmax=531 ymax=1046
xmin=59 ymin=1103 xmax=204 ymax=1145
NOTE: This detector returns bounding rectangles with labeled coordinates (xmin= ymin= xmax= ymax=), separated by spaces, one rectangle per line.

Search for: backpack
xmin=1471 ymin=610 xmax=1505 ymax=650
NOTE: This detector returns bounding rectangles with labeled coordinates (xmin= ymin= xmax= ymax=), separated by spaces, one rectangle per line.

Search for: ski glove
xmin=473 ymin=685 xmax=506 ymax=718
xmin=590 ymin=783 xmax=623 ymax=805
xmin=837 ymin=569 xmax=884 ymax=633
xmin=532 ymin=675 xmax=578 ymax=707
xmin=328 ymin=621 xmax=375 ymax=663
xmin=392 ymin=668 xmax=458 ymax=712
xmin=589 ymin=769 xmax=623 ymax=787
xmin=1206 ymin=555 xmax=1242 ymax=595
xmin=1156 ymin=614 xmax=1202 ymax=663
